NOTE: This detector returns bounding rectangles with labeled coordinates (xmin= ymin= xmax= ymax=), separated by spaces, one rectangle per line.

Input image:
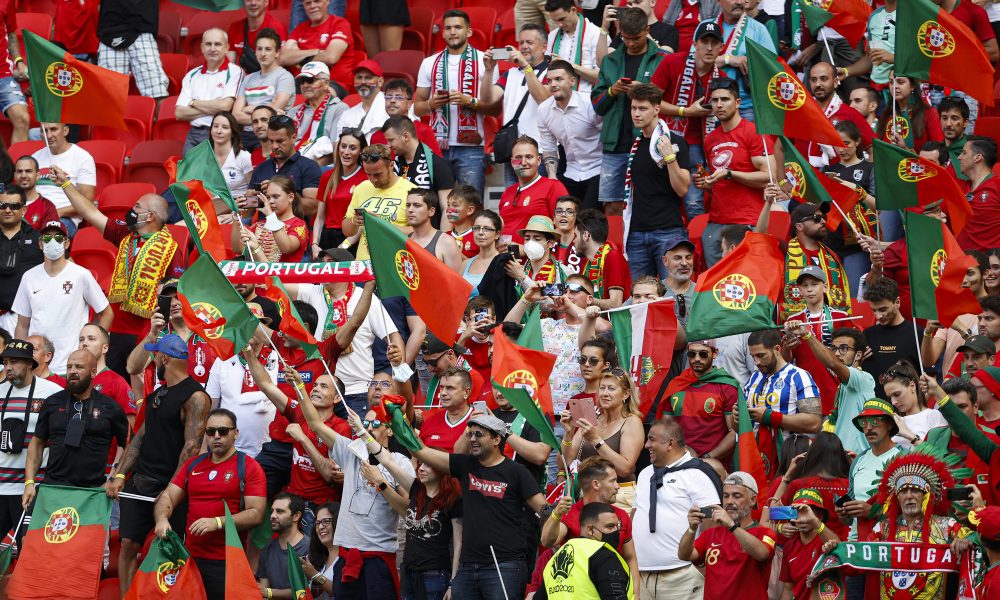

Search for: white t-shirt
xmin=893 ymin=408 xmax=948 ymax=449
xmin=32 ymin=144 xmax=97 ymax=225
xmin=177 ymin=62 xmax=245 ymax=127
xmin=336 ymin=92 xmax=391 ymax=141
xmin=205 ymin=353 xmax=279 ymax=457
xmin=220 ymin=149 xmax=254 ymax=197
xmin=416 ymin=50 xmax=487 ymax=147
xmin=545 ymin=19 xmax=608 ymax=94
xmin=295 ymin=285 xmax=398 ymax=395
xmin=0 ymin=377 xmax=64 ymax=495
xmin=12 ymin=262 xmax=110 ymax=374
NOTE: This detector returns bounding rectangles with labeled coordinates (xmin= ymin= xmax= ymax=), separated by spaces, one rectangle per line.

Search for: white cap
xmin=297 ymin=61 xmax=330 ymax=79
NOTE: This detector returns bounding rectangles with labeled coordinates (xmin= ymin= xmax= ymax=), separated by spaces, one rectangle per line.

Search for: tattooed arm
xmin=175 ymin=391 xmax=211 ymax=472
xmin=781 ymin=397 xmax=823 ymax=434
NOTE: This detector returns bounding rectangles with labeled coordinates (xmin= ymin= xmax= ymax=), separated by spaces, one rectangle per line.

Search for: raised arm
xmin=242 ymin=347 xmax=289 ymax=414
xmin=49 ymin=165 xmax=107 ymax=233
xmin=786 ymin=320 xmax=850 ymax=383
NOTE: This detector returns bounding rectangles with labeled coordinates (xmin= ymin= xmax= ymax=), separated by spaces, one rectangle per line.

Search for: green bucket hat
xmin=517 ymin=215 xmax=557 ymax=240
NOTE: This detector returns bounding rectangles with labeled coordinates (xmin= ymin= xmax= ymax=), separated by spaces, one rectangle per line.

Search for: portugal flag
xmin=364 ymin=212 xmax=472 ymax=343
xmin=175 ymin=141 xmax=239 ymax=214
xmin=224 ymin=504 xmax=260 ymax=599
xmin=780 ymin=137 xmax=864 ymax=232
xmin=125 ymin=530 xmax=206 ymax=599
xmin=286 ymin=542 xmax=314 ymax=600
xmin=686 ymin=232 xmax=784 ymax=341
xmin=258 ymin=276 xmax=320 ymax=355
xmin=491 ymin=326 xmax=557 ymax=416
xmin=904 ymin=211 xmax=982 ymax=324
xmin=177 ymin=255 xmax=260 ymax=359
xmin=798 ymin=0 xmax=870 ymax=46
xmin=896 ymin=0 xmax=995 ymax=105
xmin=610 ymin=299 xmax=678 ymax=420
xmin=735 ymin=392 xmax=768 ymax=504
xmin=746 ymin=40 xmax=843 ymax=147
xmin=23 ymin=31 xmax=129 ymax=129
xmin=6 ymin=485 xmax=112 ymax=599
xmin=173 ymin=180 xmax=230 ymax=263
xmin=873 ymin=140 xmax=972 ymax=234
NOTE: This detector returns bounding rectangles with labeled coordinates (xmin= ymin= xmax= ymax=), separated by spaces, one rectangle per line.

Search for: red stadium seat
xmin=157 ymin=10 xmax=183 ymax=53
xmin=151 ymin=96 xmax=191 ymax=144
xmin=15 ymin=12 xmax=52 ymax=39
xmin=160 ymin=53 xmax=192 ymax=96
xmin=20 ymin=0 xmax=56 ymax=14
xmin=7 ymin=141 xmax=43 ymax=160
xmin=125 ymin=140 xmax=183 ymax=191
xmin=402 ymin=7 xmax=434 ymax=53
xmin=79 ymin=140 xmax=127 ymax=188
xmin=495 ymin=7 xmax=517 ymax=49
xmin=159 ymin=0 xmax=202 ymax=25
xmin=373 ymin=50 xmax=425 ymax=86
xmin=92 ymin=95 xmax=157 ymax=147
xmin=434 ymin=7 xmax=496 ymax=51
xmin=70 ymin=228 xmax=117 ymax=290
xmin=99 ymin=183 xmax=156 ymax=224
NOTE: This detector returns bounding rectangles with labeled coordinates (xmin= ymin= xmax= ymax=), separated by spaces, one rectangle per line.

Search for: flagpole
xmin=776 ymin=315 xmax=861 ymax=328
xmin=822 ymin=34 xmax=835 ymax=67
xmin=762 ymin=136 xmax=775 ymax=184
xmin=599 ymin=296 xmax=674 ymax=315
xmin=828 ymin=195 xmax=863 ymax=239
xmin=118 ymin=492 xmax=157 ymax=503
xmin=490 ymin=545 xmax=511 ymax=600
xmin=560 ymin=453 xmax=573 ymax=497
xmin=911 ymin=319 xmax=926 ymax=377
xmin=8 ymin=508 xmax=27 ymax=548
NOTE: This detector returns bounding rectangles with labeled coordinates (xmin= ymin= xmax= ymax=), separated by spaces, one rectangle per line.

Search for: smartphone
xmin=834 ymin=494 xmax=852 ymax=508
xmin=473 ymin=400 xmax=489 ymax=413
xmin=700 ymin=506 xmax=716 ymax=519
xmin=508 ymin=244 xmax=521 ymax=260
xmin=354 ymin=208 xmax=366 ymax=217
xmin=542 ymin=283 xmax=566 ymax=297
xmin=475 ymin=309 xmax=489 ymax=322
xmin=620 ymin=77 xmax=633 ymax=85
xmin=769 ymin=506 xmax=799 ymax=521
xmin=435 ymin=89 xmax=449 ymax=97
xmin=492 ymin=47 xmax=511 ymax=61
xmin=947 ymin=487 xmax=973 ymax=501
xmin=157 ymin=294 xmax=173 ymax=319
xmin=568 ymin=396 xmax=599 ymax=425
xmin=243 ymin=194 xmax=260 ymax=209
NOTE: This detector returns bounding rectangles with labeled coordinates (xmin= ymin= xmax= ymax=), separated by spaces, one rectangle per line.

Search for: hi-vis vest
xmin=542 ymin=538 xmax=634 ymax=600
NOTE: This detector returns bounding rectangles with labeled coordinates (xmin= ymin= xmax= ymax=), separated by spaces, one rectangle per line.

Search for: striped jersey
xmin=743 ymin=362 xmax=819 ymax=416
xmin=0 ymin=377 xmax=64 ymax=494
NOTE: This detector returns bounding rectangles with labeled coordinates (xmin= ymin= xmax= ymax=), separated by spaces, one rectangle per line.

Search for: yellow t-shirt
xmin=344 ymin=177 xmax=416 ymax=259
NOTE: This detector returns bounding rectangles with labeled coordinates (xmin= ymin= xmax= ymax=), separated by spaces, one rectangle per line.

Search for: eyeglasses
xmin=828 ymin=344 xmax=856 ymax=354
xmin=205 ymin=427 xmax=234 ymax=437
xmin=472 ymin=225 xmax=497 ymax=233
xmin=686 ymin=350 xmax=711 ymax=359
xmin=360 ymin=152 xmax=389 ymax=163
xmin=363 ymin=419 xmax=384 ymax=429
xmin=553 ymin=208 xmax=576 ymax=216
xmin=465 ymin=430 xmax=486 ymax=439
xmin=0 ymin=202 xmax=23 ymax=211
xmin=269 ymin=115 xmax=295 ymax=126
xmin=315 ymin=518 xmax=335 ymax=528
xmin=41 ymin=234 xmax=66 ymax=243
xmin=578 ymin=355 xmax=604 ymax=366
xmin=368 ymin=380 xmax=391 ymax=389
xmin=879 ymin=368 xmax=912 ymax=385
xmin=72 ymin=400 xmax=83 ymax=421
xmin=384 ymin=94 xmax=411 ymax=101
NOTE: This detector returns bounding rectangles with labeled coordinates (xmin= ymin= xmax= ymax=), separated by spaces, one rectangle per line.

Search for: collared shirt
xmin=537 ymin=91 xmax=603 ymax=181
xmin=249 ymin=151 xmax=322 ymax=194
xmin=177 ymin=59 xmax=245 ymax=127
xmin=336 ymin=91 xmax=390 ymax=141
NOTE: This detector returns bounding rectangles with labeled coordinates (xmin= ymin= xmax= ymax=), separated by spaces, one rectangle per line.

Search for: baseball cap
xmin=790 ymin=202 xmax=823 ymax=225
xmin=972 ymin=506 xmax=1000 ymax=542
xmin=665 ymin=238 xmax=696 ymax=253
xmin=694 ymin=21 xmax=723 ymax=41
xmin=40 ymin=220 xmax=68 ymax=236
xmin=724 ymin=471 xmax=759 ymax=495
xmin=957 ymin=335 xmax=995 ymax=355
xmin=160 ymin=278 xmax=180 ymax=294
xmin=297 ymin=61 xmax=330 ymax=79
xmin=143 ymin=333 xmax=189 ymax=359
xmin=468 ymin=414 xmax=510 ymax=438
xmin=796 ymin=265 xmax=827 ymax=285
xmin=353 ymin=59 xmax=384 ymax=78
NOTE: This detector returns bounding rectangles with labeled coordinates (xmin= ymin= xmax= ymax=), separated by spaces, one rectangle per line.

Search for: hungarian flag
xmin=780 ymin=137 xmax=864 ymax=232
xmin=286 ymin=543 xmax=313 ymax=600
xmin=6 ymin=485 xmax=111 ymax=599
xmin=491 ymin=327 xmax=557 ymax=416
xmin=904 ymin=211 xmax=982 ymax=324
xmin=223 ymin=504 xmax=259 ymax=599
xmin=798 ymin=0 xmax=870 ymax=46
xmin=172 ymin=181 xmax=230 ymax=263
xmin=746 ymin=40 xmax=844 ymax=148
xmin=873 ymin=139 xmax=972 ymax=233
xmin=125 ymin=530 xmax=206 ymax=599
xmin=610 ymin=299 xmax=678 ymax=420
xmin=686 ymin=232 xmax=784 ymax=341
xmin=177 ymin=255 xmax=260 ymax=359
xmin=895 ymin=0 xmax=995 ymax=105
xmin=491 ymin=382 xmax=560 ymax=450
xmin=258 ymin=276 xmax=320 ymax=358
xmin=23 ymin=31 xmax=128 ymax=129
xmin=174 ymin=141 xmax=238 ymax=214
xmin=364 ymin=212 xmax=472 ymax=343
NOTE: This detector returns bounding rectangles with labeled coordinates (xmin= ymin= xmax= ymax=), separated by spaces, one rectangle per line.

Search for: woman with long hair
xmin=879 ymin=74 xmax=943 ymax=151
xmin=209 ymin=111 xmax=253 ymax=198
xmin=562 ymin=368 xmax=645 ymax=509
xmin=302 ymin=502 xmax=340 ymax=599
xmin=986 ymin=249 xmax=1000 ymax=297
xmin=769 ymin=432 xmax=851 ymax=539
xmin=460 ymin=210 xmax=502 ymax=298
xmin=826 ymin=121 xmax=879 ymax=293
xmin=575 ymin=337 xmax=616 ymax=399
xmin=232 ymin=174 xmax=308 ymax=262
xmin=399 ymin=461 xmax=463 ymax=600
xmin=882 ymin=360 xmax=946 ymax=449
xmin=312 ymin=128 xmax=369 ymax=254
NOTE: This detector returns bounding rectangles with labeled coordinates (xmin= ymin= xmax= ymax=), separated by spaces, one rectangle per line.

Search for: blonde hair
xmin=601 ymin=370 xmax=639 ymax=418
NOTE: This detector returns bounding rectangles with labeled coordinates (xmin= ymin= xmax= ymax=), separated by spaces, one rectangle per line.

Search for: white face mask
xmin=43 ymin=239 xmax=65 ymax=261
xmin=524 ymin=239 xmax=546 ymax=261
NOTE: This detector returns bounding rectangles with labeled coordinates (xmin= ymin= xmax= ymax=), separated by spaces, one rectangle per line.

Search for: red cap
xmin=353 ymin=59 xmax=383 ymax=78
xmin=973 ymin=506 xmax=1000 ymax=541
xmin=40 ymin=220 xmax=67 ymax=236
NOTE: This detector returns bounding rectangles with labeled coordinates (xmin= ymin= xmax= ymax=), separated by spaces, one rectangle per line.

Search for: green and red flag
xmin=23 ymin=31 xmax=129 ymax=129
xmin=735 ymin=391 xmax=769 ymax=505
xmin=124 ymin=530 xmax=206 ymax=599
xmin=177 ymin=255 xmax=260 ymax=360
xmin=873 ymin=139 xmax=972 ymax=234
xmin=491 ymin=327 xmax=557 ymax=417
xmin=797 ymin=0 xmax=870 ymax=46
xmin=491 ymin=382 xmax=560 ymax=451
xmin=172 ymin=180 xmax=230 ymax=263
xmin=175 ymin=141 xmax=238 ymax=214
xmin=6 ymin=485 xmax=112 ymax=599
xmin=384 ymin=397 xmax=423 ymax=453
xmin=780 ymin=137 xmax=865 ymax=232
xmin=903 ymin=211 xmax=981 ymax=324
xmin=686 ymin=232 xmax=784 ymax=341
xmin=364 ymin=212 xmax=473 ymax=343
xmin=895 ymin=0 xmax=995 ymax=105
xmin=935 ymin=253 xmax=983 ymax=329
xmin=258 ymin=276 xmax=321 ymax=360
xmin=746 ymin=39 xmax=844 ymax=147
xmin=224 ymin=503 xmax=260 ymax=599
xmin=610 ymin=299 xmax=679 ymax=420
xmin=286 ymin=541 xmax=314 ymax=600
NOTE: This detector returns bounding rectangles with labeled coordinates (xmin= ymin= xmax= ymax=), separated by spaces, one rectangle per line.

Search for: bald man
xmin=793 ymin=61 xmax=873 ymax=168
xmin=53 ymin=168 xmax=185 ymax=379
xmin=176 ymin=27 xmax=245 ymax=152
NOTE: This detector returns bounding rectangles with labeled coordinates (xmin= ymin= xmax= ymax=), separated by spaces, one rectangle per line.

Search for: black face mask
xmin=599 ymin=529 xmax=620 ymax=549
xmin=124 ymin=209 xmax=141 ymax=230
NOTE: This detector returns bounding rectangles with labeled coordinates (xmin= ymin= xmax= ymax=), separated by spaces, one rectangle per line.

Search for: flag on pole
xmin=686 ymin=233 xmax=784 ymax=341
xmin=734 ymin=393 xmax=769 ymax=504
xmin=895 ymin=0 xmax=995 ymax=105
xmin=797 ymin=0 xmax=870 ymax=46
xmin=746 ymin=40 xmax=844 ymax=147
xmin=610 ymin=300 xmax=679 ymax=420
xmin=175 ymin=141 xmax=239 ymax=213
xmin=903 ymin=211 xmax=982 ymax=324
xmin=6 ymin=485 xmax=112 ymax=599
xmin=364 ymin=212 xmax=473 ymax=343
xmin=491 ymin=327 xmax=557 ymax=417
xmin=23 ymin=31 xmax=129 ymax=129
xmin=258 ymin=276 xmax=321 ymax=359
xmin=517 ymin=304 xmax=545 ymax=351
xmin=177 ymin=255 xmax=260 ymax=359
xmin=873 ymin=139 xmax=972 ymax=234
xmin=172 ymin=181 xmax=230 ymax=263
xmin=286 ymin=542 xmax=313 ymax=600
xmin=170 ymin=0 xmax=242 ymax=10
xmin=780 ymin=137 xmax=865 ymax=232
xmin=384 ymin=399 xmax=423 ymax=452
xmin=224 ymin=503 xmax=260 ymax=599
xmin=935 ymin=252 xmax=984 ymax=329
xmin=492 ymin=383 xmax=560 ymax=451
xmin=124 ymin=530 xmax=207 ymax=599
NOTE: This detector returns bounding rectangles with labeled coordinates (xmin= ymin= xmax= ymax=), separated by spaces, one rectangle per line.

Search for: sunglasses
xmin=360 ymin=152 xmax=388 ymax=163
xmin=206 ymin=426 xmax=234 ymax=437
xmin=0 ymin=202 xmax=23 ymax=211
xmin=298 ymin=76 xmax=318 ymax=84
xmin=686 ymin=350 xmax=711 ymax=359
xmin=578 ymin=355 xmax=604 ymax=366
xmin=856 ymin=416 xmax=887 ymax=428
xmin=465 ymin=430 xmax=487 ymax=439
xmin=368 ymin=380 xmax=391 ymax=389
xmin=801 ymin=214 xmax=825 ymax=224
xmin=363 ymin=419 xmax=384 ymax=429
xmin=269 ymin=115 xmax=294 ymax=125
xmin=565 ymin=283 xmax=587 ymax=294
xmin=604 ymin=367 xmax=628 ymax=378
xmin=41 ymin=233 xmax=66 ymax=243
xmin=879 ymin=368 xmax=912 ymax=386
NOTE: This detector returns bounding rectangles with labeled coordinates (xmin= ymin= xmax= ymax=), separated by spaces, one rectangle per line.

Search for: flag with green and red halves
xmin=896 ymin=0 xmax=995 ymax=105
xmin=735 ymin=391 xmax=769 ymax=506
xmin=23 ymin=31 xmax=129 ymax=129
xmin=364 ymin=211 xmax=473 ymax=343
xmin=172 ymin=180 xmax=230 ymax=263
xmin=177 ymin=255 xmax=260 ymax=360
xmin=873 ymin=139 xmax=973 ymax=234
xmin=491 ymin=326 xmax=557 ymax=417
xmin=798 ymin=0 xmax=870 ymax=46
xmin=124 ymin=530 xmax=206 ymax=599
xmin=173 ymin=141 xmax=239 ymax=214
xmin=6 ymin=485 xmax=112 ymax=599
xmin=224 ymin=503 xmax=260 ymax=599
xmin=903 ymin=211 xmax=982 ymax=325
xmin=780 ymin=136 xmax=864 ymax=232
xmin=258 ymin=276 xmax=321 ymax=360
xmin=286 ymin=540 xmax=314 ymax=600
xmin=746 ymin=39 xmax=844 ymax=147
xmin=686 ymin=232 xmax=784 ymax=341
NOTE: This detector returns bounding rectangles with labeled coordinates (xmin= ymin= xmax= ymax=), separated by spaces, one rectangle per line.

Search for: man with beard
xmin=861 ymin=277 xmax=924 ymax=399
xmin=107 ymin=333 xmax=210 ymax=595
xmin=574 ymin=208 xmax=629 ymax=309
xmin=369 ymin=79 xmax=442 ymax=154
xmin=249 ymin=105 xmax=277 ymax=165
xmin=680 ymin=472 xmax=777 ymax=600
xmin=406 ymin=189 xmax=463 ymax=272
xmin=544 ymin=0 xmax=606 ymax=92
xmin=281 ymin=0 xmax=356 ymax=88
xmin=12 ymin=157 xmax=58 ymax=231
xmin=939 ymin=96 xmax=970 ymax=179
xmin=341 ymin=143 xmax=416 ymax=260
xmin=384 ymin=118 xmax=455 ymax=222
xmin=779 ymin=203 xmax=850 ymax=320
xmin=662 ymin=240 xmax=696 ymax=326
xmin=256 ymin=493 xmax=310 ymax=598
xmin=0 ymin=340 xmax=63 ymax=544
xmin=77 ymin=324 xmax=136 ymax=430
xmin=418 ymin=366 xmax=474 ymax=453
xmin=248 ymin=112 xmax=323 ymax=216
xmin=23 ymin=349 xmax=128 ymax=502
xmin=848 ymin=86 xmax=879 ymax=133
xmin=0 ymin=188 xmax=43 ymax=335
xmin=286 ymin=61 xmax=348 ymax=167
xmin=957 ymin=136 xmax=1000 ymax=251
xmin=658 ymin=340 xmax=738 ymax=463
xmin=498 ymin=137 xmax=569 ymax=242
xmin=792 ymin=62 xmax=872 ymax=168
xmin=336 ymin=60 xmax=389 ymax=140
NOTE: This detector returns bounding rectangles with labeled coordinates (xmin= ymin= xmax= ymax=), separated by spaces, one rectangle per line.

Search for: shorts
xmin=0 ymin=77 xmax=26 ymax=114
xmin=98 ymin=33 xmax=168 ymax=98
xmin=119 ymin=474 xmax=186 ymax=543
xmin=360 ymin=0 xmax=410 ymax=26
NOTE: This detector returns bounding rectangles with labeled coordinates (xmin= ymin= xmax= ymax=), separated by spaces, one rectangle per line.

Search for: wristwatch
xmin=725 ymin=169 xmax=733 ymax=180
xmin=378 ymin=482 xmax=388 ymax=492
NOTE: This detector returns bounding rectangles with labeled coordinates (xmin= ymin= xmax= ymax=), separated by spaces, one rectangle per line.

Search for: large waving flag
xmin=23 ymin=31 xmax=129 ymax=129
xmin=177 ymin=255 xmax=260 ymax=359
xmin=904 ymin=212 xmax=982 ymax=324
xmin=746 ymin=40 xmax=844 ymax=147
xmin=286 ymin=543 xmax=314 ymax=600
xmin=491 ymin=327 xmax=557 ymax=417
xmin=895 ymin=0 xmax=995 ymax=105
xmin=224 ymin=504 xmax=260 ymax=599
xmin=125 ymin=530 xmax=207 ymax=599
xmin=780 ymin=137 xmax=864 ymax=232
xmin=798 ymin=0 xmax=870 ymax=46
xmin=610 ymin=299 xmax=678 ymax=420
xmin=258 ymin=276 xmax=321 ymax=359
xmin=173 ymin=141 xmax=238 ymax=213
xmin=6 ymin=485 xmax=112 ymax=599
xmin=735 ymin=392 xmax=769 ymax=505
xmin=173 ymin=180 xmax=230 ymax=263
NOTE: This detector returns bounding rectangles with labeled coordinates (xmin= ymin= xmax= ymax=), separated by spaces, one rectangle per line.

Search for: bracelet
xmin=215 ymin=517 xmax=223 ymax=529
xmin=662 ymin=153 xmax=677 ymax=164
xmin=561 ymin=439 xmax=574 ymax=447
xmin=59 ymin=181 xmax=71 ymax=189
xmin=729 ymin=522 xmax=739 ymax=532
xmin=372 ymin=445 xmax=383 ymax=456
xmin=550 ymin=511 xmax=563 ymax=521
xmin=816 ymin=522 xmax=826 ymax=535
xmin=523 ymin=66 xmax=535 ymax=74
xmin=608 ymin=87 xmax=616 ymax=97
xmin=923 ymin=330 xmax=935 ymax=338
xmin=678 ymin=106 xmax=685 ymax=118
xmin=594 ymin=439 xmax=605 ymax=451
xmin=266 ymin=588 xmax=273 ymax=599
xmin=724 ymin=54 xmax=732 ymax=66
xmin=688 ymin=525 xmax=698 ymax=534
xmin=114 ymin=473 xmax=126 ymax=480
xmin=24 ymin=479 xmax=34 ymax=486
xmin=14 ymin=57 xmax=23 ymax=65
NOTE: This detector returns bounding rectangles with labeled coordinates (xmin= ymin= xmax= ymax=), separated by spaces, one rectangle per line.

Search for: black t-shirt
xmin=395 ymin=144 xmax=456 ymax=193
xmin=629 ymin=133 xmax=690 ymax=232
xmin=863 ymin=320 xmax=923 ymax=399
xmin=97 ymin=0 xmax=158 ymax=48
xmin=403 ymin=479 xmax=463 ymax=571
xmin=35 ymin=389 xmax=129 ymax=488
xmin=611 ymin=21 xmax=680 ymax=53
xmin=256 ymin=535 xmax=310 ymax=589
xmin=495 ymin=408 xmax=546 ymax=485
xmin=449 ymin=453 xmax=542 ymax=564
xmin=824 ymin=160 xmax=875 ymax=256
xmin=0 ymin=224 xmax=42 ymax=311
xmin=613 ymin=53 xmax=646 ymax=154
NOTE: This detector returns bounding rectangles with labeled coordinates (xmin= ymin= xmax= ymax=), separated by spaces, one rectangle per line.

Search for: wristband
xmin=724 ymin=54 xmax=732 ymax=66
xmin=608 ymin=87 xmax=616 ymax=97
xmin=762 ymin=408 xmax=773 ymax=427
xmin=215 ymin=517 xmax=223 ymax=529
xmin=365 ymin=434 xmax=376 ymax=444
xmin=662 ymin=153 xmax=677 ymax=164
xmin=728 ymin=522 xmax=739 ymax=532
xmin=523 ymin=66 xmax=535 ymax=74
xmin=114 ymin=473 xmax=126 ymax=480
xmin=263 ymin=212 xmax=284 ymax=232
xmin=24 ymin=479 xmax=34 ymax=486
xmin=771 ymin=411 xmax=784 ymax=428
xmin=678 ymin=106 xmax=685 ymax=118
xmin=561 ymin=439 xmax=574 ymax=447
xmin=923 ymin=330 xmax=935 ymax=338
xmin=816 ymin=522 xmax=826 ymax=535
xmin=267 ymin=588 xmax=273 ymax=599
xmin=372 ymin=445 xmax=383 ymax=456
xmin=550 ymin=511 xmax=563 ymax=521
xmin=801 ymin=331 xmax=813 ymax=341
xmin=59 ymin=181 xmax=71 ymax=189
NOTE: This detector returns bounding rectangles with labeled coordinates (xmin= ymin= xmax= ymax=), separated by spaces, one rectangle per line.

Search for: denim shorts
xmin=0 ymin=77 xmax=26 ymax=114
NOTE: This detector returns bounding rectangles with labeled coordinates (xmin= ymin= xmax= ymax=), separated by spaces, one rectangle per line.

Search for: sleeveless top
xmin=134 ymin=377 xmax=204 ymax=483
xmin=580 ymin=420 xmax=635 ymax=483
xmin=462 ymin=258 xmax=483 ymax=298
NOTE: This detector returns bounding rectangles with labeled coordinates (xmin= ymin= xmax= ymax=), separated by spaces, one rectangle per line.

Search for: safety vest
xmin=542 ymin=538 xmax=633 ymax=600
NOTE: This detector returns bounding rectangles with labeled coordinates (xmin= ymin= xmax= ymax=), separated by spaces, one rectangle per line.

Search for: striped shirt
xmin=0 ymin=377 xmax=64 ymax=494
xmin=743 ymin=362 xmax=819 ymax=416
